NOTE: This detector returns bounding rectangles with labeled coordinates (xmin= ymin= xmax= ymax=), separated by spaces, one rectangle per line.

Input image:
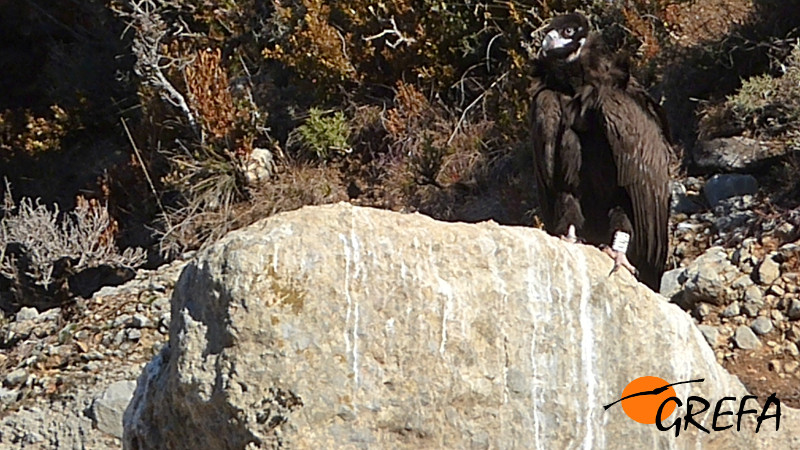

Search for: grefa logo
xmin=604 ymin=376 xmax=781 ymax=437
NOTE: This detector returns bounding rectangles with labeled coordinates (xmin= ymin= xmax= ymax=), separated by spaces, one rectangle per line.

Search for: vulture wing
xmin=530 ymin=78 xmax=582 ymax=233
xmin=584 ymin=85 xmax=671 ymax=287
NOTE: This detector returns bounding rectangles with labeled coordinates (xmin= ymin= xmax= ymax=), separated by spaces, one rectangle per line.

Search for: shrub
xmin=290 ymin=108 xmax=352 ymax=160
xmin=701 ymin=42 xmax=800 ymax=140
xmin=1 ymin=183 xmax=146 ymax=309
xmin=0 ymin=105 xmax=74 ymax=158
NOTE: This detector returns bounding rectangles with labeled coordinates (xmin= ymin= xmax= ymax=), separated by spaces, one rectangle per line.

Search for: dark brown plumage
xmin=529 ymin=13 xmax=671 ymax=291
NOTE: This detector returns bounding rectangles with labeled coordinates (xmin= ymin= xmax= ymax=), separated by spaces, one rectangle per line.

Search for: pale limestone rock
xmin=124 ymin=203 xmax=800 ymax=449
xmin=93 ymin=380 xmax=137 ymax=438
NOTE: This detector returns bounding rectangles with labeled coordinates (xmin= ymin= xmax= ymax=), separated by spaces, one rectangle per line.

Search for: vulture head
xmin=540 ymin=13 xmax=590 ymax=62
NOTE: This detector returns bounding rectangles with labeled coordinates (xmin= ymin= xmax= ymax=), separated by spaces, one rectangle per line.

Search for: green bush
xmin=702 ymin=43 xmax=800 ymax=140
xmin=291 ymin=108 xmax=351 ymax=160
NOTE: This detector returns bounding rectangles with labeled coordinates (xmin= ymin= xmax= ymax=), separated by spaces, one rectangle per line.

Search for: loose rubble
xmin=0 ymin=256 xmax=189 ymax=448
xmin=667 ymin=174 xmax=800 ymax=405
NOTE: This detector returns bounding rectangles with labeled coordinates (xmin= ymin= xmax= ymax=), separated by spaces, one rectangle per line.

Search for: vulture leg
xmin=603 ymin=207 xmax=639 ymax=278
xmin=603 ymin=239 xmax=638 ymax=277
xmin=555 ymin=192 xmax=584 ymax=243
xmin=561 ymin=225 xmax=578 ymax=243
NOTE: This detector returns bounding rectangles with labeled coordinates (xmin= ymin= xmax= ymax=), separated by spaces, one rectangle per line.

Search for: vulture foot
xmin=560 ymin=225 xmax=579 ymax=243
xmin=602 ymin=246 xmax=639 ymax=278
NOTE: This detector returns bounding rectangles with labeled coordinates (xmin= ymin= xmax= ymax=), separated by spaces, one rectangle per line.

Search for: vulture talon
xmin=602 ymin=246 xmax=639 ymax=278
xmin=560 ymin=225 xmax=579 ymax=243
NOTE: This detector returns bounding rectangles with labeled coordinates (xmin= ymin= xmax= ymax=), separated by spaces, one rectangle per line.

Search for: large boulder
xmin=124 ymin=203 xmax=799 ymax=449
xmin=693 ymin=137 xmax=785 ymax=172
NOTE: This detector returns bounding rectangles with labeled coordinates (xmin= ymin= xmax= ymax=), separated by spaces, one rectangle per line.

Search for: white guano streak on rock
xmin=339 ymin=234 xmax=352 ymax=359
xmin=525 ymin=237 xmax=552 ymax=450
xmin=438 ymin=276 xmax=454 ymax=356
xmin=555 ymin=242 xmax=581 ymax=450
xmin=350 ymin=212 xmax=363 ymax=388
xmin=486 ymin=236 xmax=509 ymax=406
xmin=339 ymin=225 xmax=361 ymax=389
xmin=572 ymin=246 xmax=598 ymax=450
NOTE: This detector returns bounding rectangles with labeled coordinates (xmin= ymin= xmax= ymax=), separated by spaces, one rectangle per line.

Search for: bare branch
xmin=117 ymin=0 xmax=199 ymax=134
xmin=447 ymin=72 xmax=508 ymax=147
xmin=364 ymin=16 xmax=417 ymax=49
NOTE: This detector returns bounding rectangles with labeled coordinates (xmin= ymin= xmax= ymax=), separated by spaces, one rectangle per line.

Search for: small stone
xmin=772 ymin=310 xmax=785 ymax=322
xmin=0 ymin=386 xmax=18 ymax=406
xmin=82 ymin=351 xmax=105 ymax=362
xmin=126 ymin=329 xmax=142 ymax=341
xmin=757 ymin=257 xmax=781 ymax=285
xmin=112 ymin=314 xmax=132 ymax=329
xmin=113 ymin=329 xmax=127 ymax=346
xmin=722 ymin=302 xmax=740 ymax=318
xmin=21 ymin=355 xmax=38 ymax=368
xmin=785 ymin=360 xmax=800 ymax=373
xmin=697 ymin=325 xmax=719 ymax=346
xmin=129 ymin=314 xmax=153 ymax=329
xmin=4 ymin=368 xmax=28 ymax=387
xmin=776 ymin=222 xmax=796 ymax=240
xmin=787 ymin=325 xmax=800 ymax=342
xmin=751 ymin=317 xmax=774 ymax=335
xmin=732 ymin=274 xmax=754 ymax=291
xmin=785 ymin=343 xmax=800 ymax=358
xmin=682 ymin=247 xmax=740 ymax=306
xmin=92 ymin=380 xmax=137 ymax=438
xmin=788 ymin=299 xmax=800 ymax=320
xmin=38 ymin=308 xmax=61 ymax=322
xmin=148 ymin=281 xmax=167 ymax=293
xmin=0 ymin=353 xmax=7 ymax=366
xmin=83 ymin=361 xmax=102 ymax=372
xmin=660 ymin=268 xmax=685 ymax=300
xmin=152 ymin=297 xmax=170 ymax=311
xmin=768 ymin=360 xmax=782 ymax=373
xmin=768 ymin=284 xmax=786 ymax=297
xmin=58 ymin=323 xmax=76 ymax=344
xmin=744 ymin=286 xmax=763 ymax=303
xmin=734 ymin=325 xmax=762 ymax=350
xmin=695 ymin=303 xmax=712 ymax=319
xmin=703 ymin=174 xmax=758 ymax=207
xmin=15 ymin=307 xmax=39 ymax=322
xmin=742 ymin=302 xmax=761 ymax=318
xmin=75 ymin=330 xmax=90 ymax=341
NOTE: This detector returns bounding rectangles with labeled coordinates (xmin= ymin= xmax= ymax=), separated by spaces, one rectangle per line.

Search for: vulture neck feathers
xmin=537 ymin=33 xmax=630 ymax=94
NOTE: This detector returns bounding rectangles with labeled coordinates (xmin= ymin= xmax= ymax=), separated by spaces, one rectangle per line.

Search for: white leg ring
xmin=612 ymin=231 xmax=630 ymax=254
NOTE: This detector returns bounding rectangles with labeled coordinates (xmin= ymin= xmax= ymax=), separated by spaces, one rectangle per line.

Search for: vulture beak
xmin=541 ymin=29 xmax=568 ymax=56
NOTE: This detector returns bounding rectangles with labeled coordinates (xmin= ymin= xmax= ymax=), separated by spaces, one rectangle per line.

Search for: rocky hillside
xmin=0 ymin=258 xmax=188 ymax=448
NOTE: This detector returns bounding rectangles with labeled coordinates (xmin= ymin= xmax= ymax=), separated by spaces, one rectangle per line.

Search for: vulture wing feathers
xmin=530 ymin=78 xmax=583 ymax=235
xmin=583 ymin=85 xmax=671 ymax=288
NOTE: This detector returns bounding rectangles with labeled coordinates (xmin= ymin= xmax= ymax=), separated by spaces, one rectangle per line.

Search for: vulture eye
xmin=563 ymin=27 xmax=575 ymax=38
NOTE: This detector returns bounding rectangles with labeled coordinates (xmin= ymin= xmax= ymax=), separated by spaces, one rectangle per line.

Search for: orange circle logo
xmin=620 ymin=376 xmax=677 ymax=424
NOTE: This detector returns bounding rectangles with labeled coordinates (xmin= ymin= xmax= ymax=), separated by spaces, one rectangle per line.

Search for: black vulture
xmin=529 ymin=12 xmax=671 ymax=291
